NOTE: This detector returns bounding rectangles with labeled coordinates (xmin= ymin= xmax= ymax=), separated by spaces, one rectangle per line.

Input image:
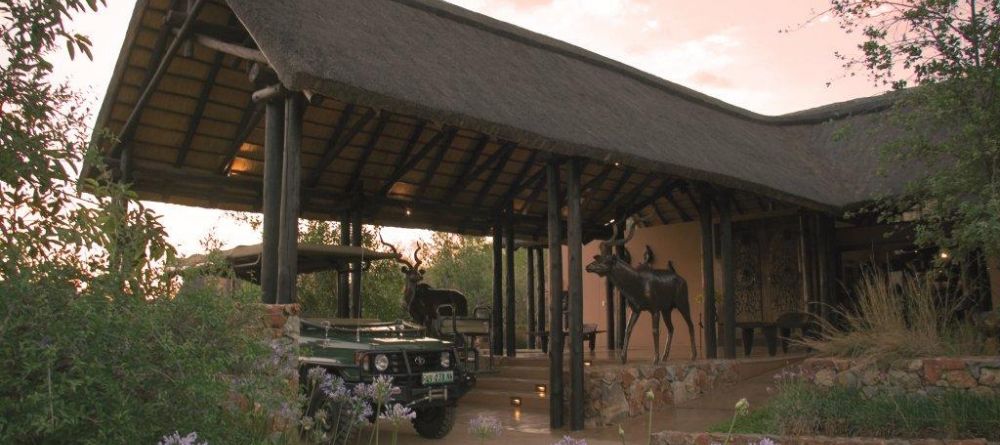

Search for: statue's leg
xmin=651 ymin=310 xmax=661 ymax=364
xmin=661 ymin=309 xmax=675 ymax=362
xmin=680 ymin=307 xmax=697 ymax=360
xmin=621 ymin=309 xmax=641 ymax=364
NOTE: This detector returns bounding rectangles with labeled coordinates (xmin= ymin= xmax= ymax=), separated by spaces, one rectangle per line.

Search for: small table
xmin=529 ymin=329 xmax=606 ymax=353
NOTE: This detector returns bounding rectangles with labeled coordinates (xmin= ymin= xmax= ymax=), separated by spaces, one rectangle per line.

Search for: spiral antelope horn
xmin=605 ymin=217 xmax=637 ymax=247
xmin=380 ymin=234 xmax=413 ymax=268
xmin=412 ymin=243 xmax=424 ymax=270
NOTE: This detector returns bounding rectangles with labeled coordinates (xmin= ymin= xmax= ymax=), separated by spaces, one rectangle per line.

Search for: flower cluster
xmin=379 ymin=403 xmax=416 ymax=427
xmin=554 ymin=436 xmax=587 ymax=445
xmin=468 ymin=414 xmax=503 ymax=441
xmin=157 ymin=431 xmax=207 ymax=445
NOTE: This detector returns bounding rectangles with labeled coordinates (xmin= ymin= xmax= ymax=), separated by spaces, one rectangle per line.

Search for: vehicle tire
xmin=317 ymin=400 xmax=358 ymax=445
xmin=411 ymin=405 xmax=457 ymax=439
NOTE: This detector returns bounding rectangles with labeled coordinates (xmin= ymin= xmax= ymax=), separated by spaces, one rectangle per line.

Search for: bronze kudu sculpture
xmin=586 ymin=219 xmax=697 ymax=363
xmin=380 ymin=237 xmax=469 ymax=333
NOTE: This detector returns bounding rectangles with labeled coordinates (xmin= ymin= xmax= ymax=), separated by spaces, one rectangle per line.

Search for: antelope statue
xmin=585 ymin=219 xmax=697 ymax=364
xmin=380 ymin=237 xmax=469 ymax=333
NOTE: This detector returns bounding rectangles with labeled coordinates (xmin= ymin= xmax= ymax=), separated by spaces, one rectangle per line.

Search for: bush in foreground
xmin=715 ymin=382 xmax=1000 ymax=440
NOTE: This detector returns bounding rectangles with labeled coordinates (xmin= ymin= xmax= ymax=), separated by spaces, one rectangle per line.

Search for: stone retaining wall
xmin=582 ymin=361 xmax=738 ymax=426
xmin=798 ymin=357 xmax=1000 ymax=398
xmin=652 ymin=431 xmax=989 ymax=445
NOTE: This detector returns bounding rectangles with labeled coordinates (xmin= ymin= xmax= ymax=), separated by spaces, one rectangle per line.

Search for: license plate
xmin=421 ymin=370 xmax=454 ymax=385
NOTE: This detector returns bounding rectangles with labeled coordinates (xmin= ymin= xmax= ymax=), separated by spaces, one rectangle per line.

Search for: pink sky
xmin=58 ymin=0 xmax=883 ymax=256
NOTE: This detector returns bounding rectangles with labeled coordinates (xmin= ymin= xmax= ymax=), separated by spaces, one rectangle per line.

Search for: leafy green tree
xmin=1 ymin=2 xmax=291 ymax=442
xmin=828 ymin=0 xmax=1000 ymax=260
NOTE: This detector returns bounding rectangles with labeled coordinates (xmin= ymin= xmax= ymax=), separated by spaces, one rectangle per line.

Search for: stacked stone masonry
xmin=799 ymin=357 xmax=1000 ymax=398
xmin=652 ymin=431 xmax=989 ymax=445
xmin=581 ymin=361 xmax=738 ymax=426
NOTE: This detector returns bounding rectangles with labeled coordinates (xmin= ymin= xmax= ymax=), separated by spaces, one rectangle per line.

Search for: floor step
xmin=463 ymin=388 xmax=550 ymax=412
xmin=476 ymin=376 xmax=548 ymax=392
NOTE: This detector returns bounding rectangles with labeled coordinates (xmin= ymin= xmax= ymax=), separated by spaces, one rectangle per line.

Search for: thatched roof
xmin=86 ymin=0 xmax=907 ymax=238
xmin=179 ymin=243 xmax=398 ymax=282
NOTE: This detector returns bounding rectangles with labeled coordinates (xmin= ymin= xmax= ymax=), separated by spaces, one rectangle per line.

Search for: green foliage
xmin=0 ymin=2 xmax=294 ymax=443
xmin=805 ymin=268 xmax=993 ymax=359
xmin=828 ymin=0 xmax=1000 ymax=258
xmin=717 ymin=382 xmax=1000 ymax=440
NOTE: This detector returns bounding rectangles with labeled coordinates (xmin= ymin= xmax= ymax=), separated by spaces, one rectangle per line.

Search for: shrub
xmin=0 ymin=267 xmax=295 ymax=444
xmin=805 ymin=269 xmax=991 ymax=359
xmin=717 ymin=382 xmax=1000 ymax=440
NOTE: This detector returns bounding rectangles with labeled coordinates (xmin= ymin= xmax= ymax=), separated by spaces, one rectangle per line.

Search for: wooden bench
xmin=529 ymin=326 xmax=606 ymax=353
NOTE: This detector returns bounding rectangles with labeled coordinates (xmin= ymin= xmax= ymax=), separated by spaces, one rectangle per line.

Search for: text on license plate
xmin=421 ymin=370 xmax=454 ymax=385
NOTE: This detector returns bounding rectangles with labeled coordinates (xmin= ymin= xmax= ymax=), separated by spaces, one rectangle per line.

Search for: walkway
xmin=383 ymin=350 xmax=806 ymax=444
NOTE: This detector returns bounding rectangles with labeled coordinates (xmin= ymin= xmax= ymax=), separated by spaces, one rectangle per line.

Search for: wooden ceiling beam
xmin=175 ymin=50 xmax=225 ymax=168
xmin=218 ymin=99 xmax=265 ymax=174
xmin=590 ymin=166 xmax=634 ymax=218
xmin=416 ymin=129 xmax=456 ymax=197
xmin=663 ymin=188 xmax=692 ymax=222
xmin=376 ymin=126 xmax=454 ymax=197
xmin=307 ymin=107 xmax=375 ymax=187
xmin=496 ymin=150 xmax=539 ymax=207
xmin=111 ymin=0 xmax=206 ymax=159
xmin=346 ymin=113 xmax=389 ymax=192
xmin=472 ymin=141 xmax=516 ymax=208
xmin=602 ymin=174 xmax=657 ymax=222
xmin=444 ymin=134 xmax=489 ymax=196
xmin=652 ymin=200 xmax=670 ymax=225
xmin=446 ymin=138 xmax=512 ymax=195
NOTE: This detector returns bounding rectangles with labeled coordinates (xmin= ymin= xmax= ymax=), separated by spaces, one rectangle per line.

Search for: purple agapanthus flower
xmin=554 ymin=436 xmax=587 ymax=445
xmin=379 ymin=403 xmax=416 ymax=426
xmin=370 ymin=375 xmax=395 ymax=404
xmin=758 ymin=438 xmax=777 ymax=445
xmin=157 ymin=431 xmax=207 ymax=445
xmin=468 ymin=414 xmax=502 ymax=440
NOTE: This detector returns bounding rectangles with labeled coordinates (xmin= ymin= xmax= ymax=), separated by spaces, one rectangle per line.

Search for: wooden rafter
xmin=581 ymin=164 xmax=614 ymax=193
xmin=620 ymin=180 xmax=673 ymax=220
xmin=111 ymin=0 xmax=205 ymax=158
xmin=377 ymin=127 xmax=454 ymax=196
xmin=603 ymin=175 xmax=657 ymax=221
xmin=496 ymin=150 xmax=539 ymax=208
xmin=446 ymin=139 xmax=513 ymax=195
xmin=444 ymin=134 xmax=489 ymax=196
xmin=663 ymin=189 xmax=692 ymax=222
xmin=591 ymin=167 xmax=634 ymax=217
xmin=416 ymin=130 xmax=456 ymax=196
xmin=472 ymin=142 xmax=516 ymax=206
xmin=175 ymin=50 xmax=225 ymax=168
xmin=307 ymin=108 xmax=376 ymax=187
xmin=652 ymin=200 xmax=669 ymax=224
xmin=346 ymin=113 xmax=389 ymax=192
xmin=218 ymin=99 xmax=265 ymax=174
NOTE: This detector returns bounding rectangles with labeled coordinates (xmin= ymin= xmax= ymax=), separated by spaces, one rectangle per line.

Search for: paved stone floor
xmin=368 ymin=348 xmax=806 ymax=444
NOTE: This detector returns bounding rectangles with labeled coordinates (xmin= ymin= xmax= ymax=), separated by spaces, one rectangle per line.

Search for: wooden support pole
xmin=337 ymin=217 xmax=350 ymax=317
xmin=504 ymin=209 xmax=517 ymax=357
xmin=605 ymin=276 xmax=615 ymax=350
xmin=260 ymin=99 xmax=284 ymax=304
xmin=719 ymin=193 xmax=736 ymax=359
xmin=566 ymin=158 xmax=585 ymax=431
xmin=492 ymin=223 xmax=504 ymax=355
xmin=699 ymin=192 xmax=717 ymax=359
xmin=816 ymin=214 xmax=836 ymax=322
xmin=536 ymin=247 xmax=547 ymax=353
xmin=546 ymin=160 xmax=565 ymax=429
xmin=615 ymin=221 xmax=627 ymax=350
xmin=799 ymin=213 xmax=817 ymax=318
xmin=350 ymin=209 xmax=363 ymax=318
xmin=276 ymin=93 xmax=303 ymax=304
xmin=527 ymin=247 xmax=536 ymax=349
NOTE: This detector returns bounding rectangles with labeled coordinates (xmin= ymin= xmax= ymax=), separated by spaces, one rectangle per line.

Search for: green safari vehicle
xmin=298 ymin=317 xmax=475 ymax=438
xmin=180 ymin=243 xmax=476 ymax=440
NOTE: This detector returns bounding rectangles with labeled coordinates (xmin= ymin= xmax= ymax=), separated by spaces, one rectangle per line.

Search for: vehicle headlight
xmin=374 ymin=354 xmax=389 ymax=372
xmin=440 ymin=351 xmax=451 ymax=368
